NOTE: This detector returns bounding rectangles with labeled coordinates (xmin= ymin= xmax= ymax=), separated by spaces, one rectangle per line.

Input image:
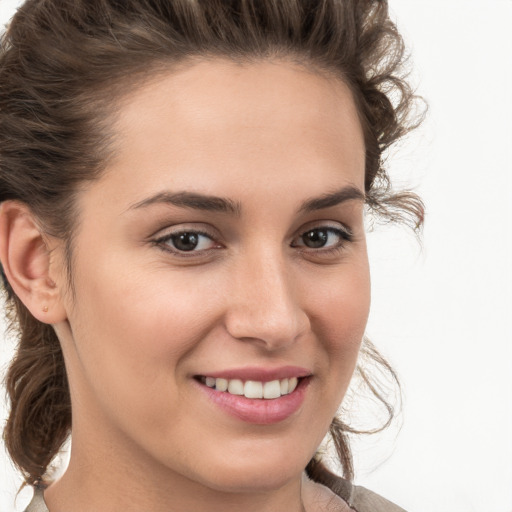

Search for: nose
xmin=224 ymin=251 xmax=310 ymax=350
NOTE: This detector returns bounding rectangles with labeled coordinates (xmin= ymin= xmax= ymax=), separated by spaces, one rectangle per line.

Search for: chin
xmin=203 ymin=466 xmax=300 ymax=494
xmin=189 ymin=448 xmax=309 ymax=493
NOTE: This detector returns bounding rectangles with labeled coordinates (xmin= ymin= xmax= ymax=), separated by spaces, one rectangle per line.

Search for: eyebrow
xmin=298 ymin=185 xmax=365 ymax=213
xmin=129 ymin=185 xmax=365 ymax=215
xmin=129 ymin=191 xmax=242 ymax=215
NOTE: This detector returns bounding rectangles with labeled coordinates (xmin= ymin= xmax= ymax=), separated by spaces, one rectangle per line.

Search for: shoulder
xmin=334 ymin=479 xmax=407 ymax=512
xmin=303 ymin=472 xmax=407 ymax=512
xmin=347 ymin=483 xmax=407 ymax=512
xmin=24 ymin=486 xmax=49 ymax=512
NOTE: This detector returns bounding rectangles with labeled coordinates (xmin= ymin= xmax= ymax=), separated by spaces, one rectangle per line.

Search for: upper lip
xmin=196 ymin=366 xmax=311 ymax=382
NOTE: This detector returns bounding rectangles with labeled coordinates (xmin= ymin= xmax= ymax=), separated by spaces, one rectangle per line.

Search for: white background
xmin=0 ymin=1 xmax=511 ymax=511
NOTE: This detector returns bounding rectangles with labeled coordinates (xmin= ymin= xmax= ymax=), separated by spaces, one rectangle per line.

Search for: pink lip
xmin=197 ymin=365 xmax=311 ymax=382
xmin=194 ymin=370 xmax=311 ymax=425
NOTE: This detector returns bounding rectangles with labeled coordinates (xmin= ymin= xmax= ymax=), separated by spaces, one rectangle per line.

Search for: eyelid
xmin=154 ymin=228 xmax=215 ymax=243
xmin=293 ymin=222 xmax=353 ymax=242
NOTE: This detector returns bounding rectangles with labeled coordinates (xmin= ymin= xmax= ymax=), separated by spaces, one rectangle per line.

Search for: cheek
xmin=306 ymin=260 xmax=371 ymax=381
xmin=64 ymin=261 xmax=208 ymax=417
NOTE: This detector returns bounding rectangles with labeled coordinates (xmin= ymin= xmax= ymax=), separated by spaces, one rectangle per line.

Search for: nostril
xmin=224 ymin=307 xmax=310 ymax=350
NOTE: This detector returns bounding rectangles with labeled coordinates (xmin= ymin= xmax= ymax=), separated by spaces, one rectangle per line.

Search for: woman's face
xmin=54 ymin=59 xmax=370 ymax=493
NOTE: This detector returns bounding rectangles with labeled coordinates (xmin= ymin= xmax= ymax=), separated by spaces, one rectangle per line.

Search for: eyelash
xmin=153 ymin=225 xmax=353 ymax=258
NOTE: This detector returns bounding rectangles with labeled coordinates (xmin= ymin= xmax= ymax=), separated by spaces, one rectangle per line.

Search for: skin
xmin=2 ymin=59 xmax=369 ymax=511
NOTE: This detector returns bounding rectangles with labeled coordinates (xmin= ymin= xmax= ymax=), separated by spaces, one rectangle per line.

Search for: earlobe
xmin=0 ymin=201 xmax=67 ymax=324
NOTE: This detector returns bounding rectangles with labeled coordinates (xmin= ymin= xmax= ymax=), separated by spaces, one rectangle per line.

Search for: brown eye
xmin=302 ymin=229 xmax=329 ymax=248
xmin=157 ymin=231 xmax=218 ymax=253
xmin=172 ymin=232 xmax=200 ymax=251
xmin=293 ymin=226 xmax=352 ymax=250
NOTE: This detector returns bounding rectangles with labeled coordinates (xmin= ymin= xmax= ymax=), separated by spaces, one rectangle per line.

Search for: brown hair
xmin=0 ymin=0 xmax=424 ymax=489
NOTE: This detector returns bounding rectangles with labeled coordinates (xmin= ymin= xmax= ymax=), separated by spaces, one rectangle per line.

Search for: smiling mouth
xmin=196 ymin=376 xmax=301 ymax=400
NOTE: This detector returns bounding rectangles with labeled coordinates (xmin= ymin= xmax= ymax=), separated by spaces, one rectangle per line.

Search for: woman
xmin=0 ymin=1 xmax=423 ymax=511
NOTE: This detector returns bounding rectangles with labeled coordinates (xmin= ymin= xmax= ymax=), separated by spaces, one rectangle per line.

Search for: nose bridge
xmin=225 ymin=248 xmax=308 ymax=348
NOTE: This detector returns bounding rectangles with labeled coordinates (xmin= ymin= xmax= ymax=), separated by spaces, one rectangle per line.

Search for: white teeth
xmin=215 ymin=378 xmax=228 ymax=392
xmin=280 ymin=378 xmax=289 ymax=395
xmin=263 ymin=380 xmax=281 ymax=399
xmin=244 ymin=381 xmax=263 ymax=399
xmin=227 ymin=379 xmax=244 ymax=395
xmin=203 ymin=376 xmax=302 ymax=399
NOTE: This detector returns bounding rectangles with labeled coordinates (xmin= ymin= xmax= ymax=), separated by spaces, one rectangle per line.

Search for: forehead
xmin=100 ymin=59 xmax=365 ymax=205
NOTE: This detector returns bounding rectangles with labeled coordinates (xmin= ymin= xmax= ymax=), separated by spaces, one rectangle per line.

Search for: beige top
xmin=24 ymin=481 xmax=406 ymax=512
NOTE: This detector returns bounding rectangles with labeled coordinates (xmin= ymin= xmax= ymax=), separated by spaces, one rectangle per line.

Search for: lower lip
xmin=196 ymin=378 xmax=310 ymax=425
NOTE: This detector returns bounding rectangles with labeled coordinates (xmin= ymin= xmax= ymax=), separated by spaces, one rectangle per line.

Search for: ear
xmin=0 ymin=201 xmax=67 ymax=324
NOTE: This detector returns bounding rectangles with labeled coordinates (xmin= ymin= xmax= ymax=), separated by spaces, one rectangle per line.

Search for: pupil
xmin=173 ymin=233 xmax=199 ymax=251
xmin=304 ymin=229 xmax=328 ymax=248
